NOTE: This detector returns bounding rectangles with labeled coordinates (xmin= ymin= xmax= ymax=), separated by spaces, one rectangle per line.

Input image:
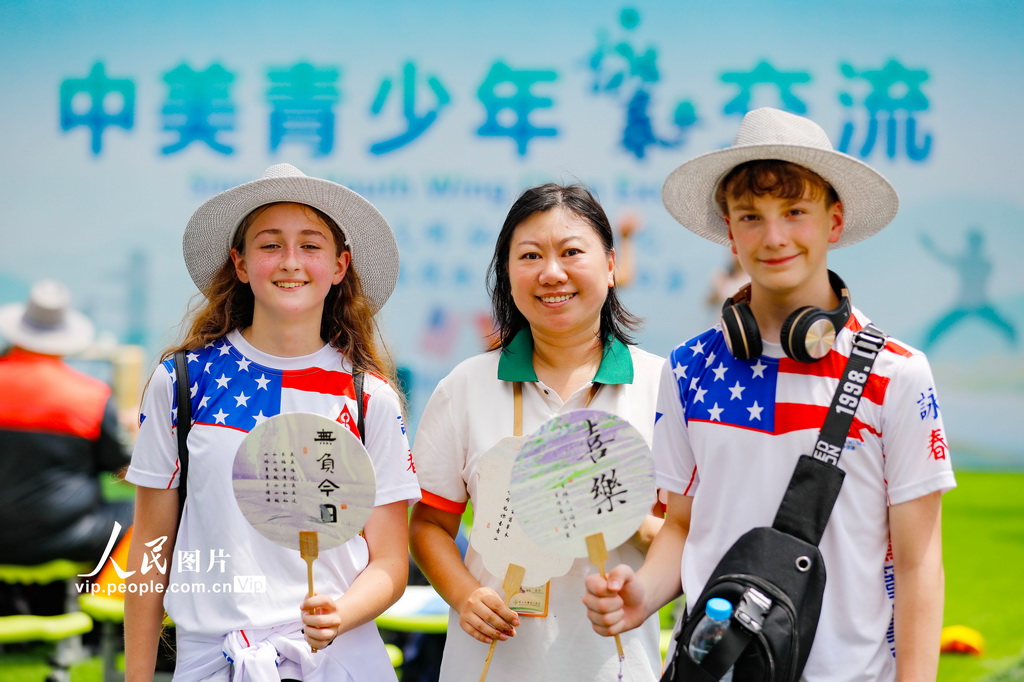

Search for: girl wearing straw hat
xmin=584 ymin=109 xmax=956 ymax=681
xmin=124 ymin=164 xmax=419 ymax=681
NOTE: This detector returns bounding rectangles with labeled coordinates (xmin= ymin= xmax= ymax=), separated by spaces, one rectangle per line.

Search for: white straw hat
xmin=662 ymin=107 xmax=899 ymax=248
xmin=0 ymin=279 xmax=95 ymax=355
xmin=183 ymin=163 xmax=400 ymax=311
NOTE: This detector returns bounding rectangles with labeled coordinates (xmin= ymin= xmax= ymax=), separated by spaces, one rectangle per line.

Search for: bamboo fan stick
xmin=300 ymin=531 xmax=319 ymax=653
xmin=586 ymin=532 xmax=625 ymax=660
xmin=479 ymin=563 xmax=526 ymax=682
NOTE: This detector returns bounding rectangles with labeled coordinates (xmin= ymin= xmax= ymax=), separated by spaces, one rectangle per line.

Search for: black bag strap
xmin=812 ymin=324 xmax=887 ymax=467
xmin=172 ymin=350 xmax=191 ymax=523
xmin=772 ymin=455 xmax=845 ymax=545
xmin=772 ymin=324 xmax=887 ymax=545
xmin=353 ymin=370 xmax=366 ymax=445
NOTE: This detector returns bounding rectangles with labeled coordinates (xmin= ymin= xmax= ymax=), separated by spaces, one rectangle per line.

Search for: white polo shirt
xmin=414 ymin=329 xmax=665 ymax=682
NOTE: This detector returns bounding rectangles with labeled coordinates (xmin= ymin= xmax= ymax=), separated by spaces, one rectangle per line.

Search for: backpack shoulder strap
xmin=353 ymin=370 xmax=366 ymax=445
xmin=172 ymin=350 xmax=192 ymax=522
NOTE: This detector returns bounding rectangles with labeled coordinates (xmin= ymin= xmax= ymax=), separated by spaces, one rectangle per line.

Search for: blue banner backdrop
xmin=1 ymin=0 xmax=1021 ymax=468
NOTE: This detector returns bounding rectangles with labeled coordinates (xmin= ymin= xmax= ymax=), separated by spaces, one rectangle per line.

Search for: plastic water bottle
xmin=687 ymin=597 xmax=735 ymax=681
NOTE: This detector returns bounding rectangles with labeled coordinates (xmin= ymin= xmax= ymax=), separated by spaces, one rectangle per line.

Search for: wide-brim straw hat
xmin=183 ymin=163 xmax=399 ymax=311
xmin=0 ymin=279 xmax=95 ymax=355
xmin=662 ymin=107 xmax=899 ymax=248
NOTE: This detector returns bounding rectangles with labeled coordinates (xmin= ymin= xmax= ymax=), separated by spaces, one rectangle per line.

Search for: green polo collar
xmin=497 ymin=328 xmax=634 ymax=384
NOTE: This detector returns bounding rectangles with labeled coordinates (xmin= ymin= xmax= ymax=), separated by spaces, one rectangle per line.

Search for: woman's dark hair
xmin=486 ymin=183 xmax=641 ymax=350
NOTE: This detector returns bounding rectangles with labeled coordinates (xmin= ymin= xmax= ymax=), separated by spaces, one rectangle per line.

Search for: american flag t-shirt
xmin=670 ymin=326 xmax=887 ymax=442
xmin=134 ymin=335 xmax=370 ymax=495
xmin=653 ymin=313 xmax=956 ymax=680
xmin=126 ymin=329 xmax=421 ymax=638
xmin=161 ymin=339 xmax=364 ymax=439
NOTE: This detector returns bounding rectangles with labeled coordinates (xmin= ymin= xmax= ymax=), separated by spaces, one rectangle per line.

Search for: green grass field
xmin=938 ymin=471 xmax=1024 ymax=681
xmin=1 ymin=471 xmax=1022 ymax=681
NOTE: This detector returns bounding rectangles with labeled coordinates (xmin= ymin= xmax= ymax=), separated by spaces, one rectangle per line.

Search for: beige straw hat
xmin=662 ymin=107 xmax=899 ymax=248
xmin=183 ymin=163 xmax=399 ymax=311
xmin=0 ymin=279 xmax=95 ymax=355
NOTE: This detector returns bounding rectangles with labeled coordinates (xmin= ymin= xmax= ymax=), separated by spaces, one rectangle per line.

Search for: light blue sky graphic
xmin=1 ymin=0 xmax=1021 ymax=465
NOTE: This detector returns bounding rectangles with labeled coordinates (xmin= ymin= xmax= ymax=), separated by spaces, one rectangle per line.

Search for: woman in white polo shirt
xmin=410 ymin=184 xmax=665 ymax=681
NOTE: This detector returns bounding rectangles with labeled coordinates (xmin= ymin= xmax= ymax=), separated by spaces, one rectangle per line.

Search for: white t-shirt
xmin=128 ymin=331 xmax=420 ymax=681
xmin=654 ymin=310 xmax=957 ymax=681
xmin=414 ymin=331 xmax=665 ymax=682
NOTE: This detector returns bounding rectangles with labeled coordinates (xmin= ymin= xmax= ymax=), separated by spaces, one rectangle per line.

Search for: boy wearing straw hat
xmin=584 ymin=108 xmax=956 ymax=680
xmin=0 ymin=280 xmax=133 ymax=568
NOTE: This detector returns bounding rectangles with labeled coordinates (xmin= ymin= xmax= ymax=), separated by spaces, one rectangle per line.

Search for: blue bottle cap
xmin=706 ymin=597 xmax=733 ymax=621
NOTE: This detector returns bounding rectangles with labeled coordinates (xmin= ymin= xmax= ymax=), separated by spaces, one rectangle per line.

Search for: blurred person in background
xmin=0 ymin=279 xmax=133 ymax=613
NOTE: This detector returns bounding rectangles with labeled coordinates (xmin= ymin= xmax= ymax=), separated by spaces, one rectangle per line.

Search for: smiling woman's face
xmin=507 ymin=206 xmax=615 ymax=340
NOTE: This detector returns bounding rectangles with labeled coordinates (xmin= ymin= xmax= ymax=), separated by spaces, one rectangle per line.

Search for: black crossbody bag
xmin=172 ymin=350 xmax=366 ymax=520
xmin=662 ymin=325 xmax=887 ymax=682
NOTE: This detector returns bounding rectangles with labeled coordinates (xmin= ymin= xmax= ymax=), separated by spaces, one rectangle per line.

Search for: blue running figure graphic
xmin=920 ymin=228 xmax=1017 ymax=350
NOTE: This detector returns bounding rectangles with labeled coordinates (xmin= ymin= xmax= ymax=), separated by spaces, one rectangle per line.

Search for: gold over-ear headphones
xmin=720 ymin=270 xmax=852 ymax=363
